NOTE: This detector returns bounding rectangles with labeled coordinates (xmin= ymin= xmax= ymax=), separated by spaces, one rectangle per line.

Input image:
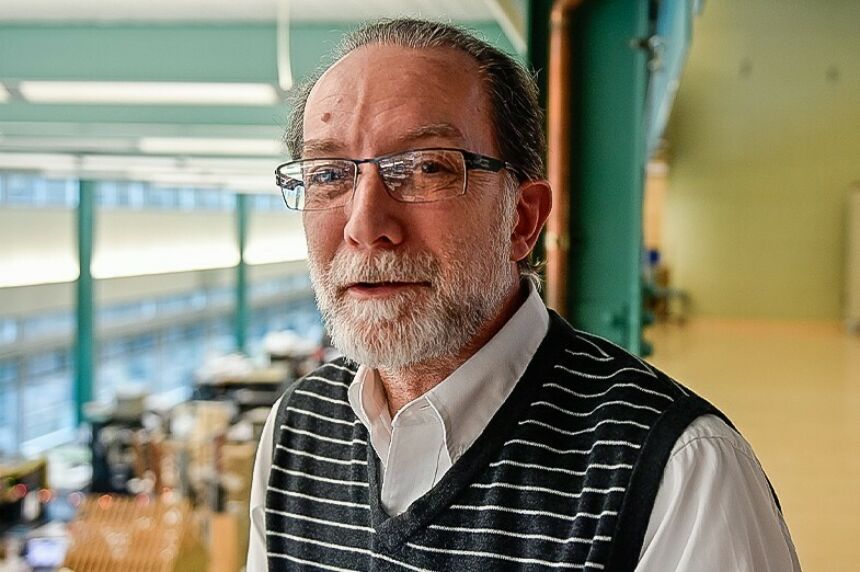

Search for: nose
xmin=342 ymin=164 xmax=405 ymax=251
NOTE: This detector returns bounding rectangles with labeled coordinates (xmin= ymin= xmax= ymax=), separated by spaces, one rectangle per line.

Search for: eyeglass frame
xmin=274 ymin=147 xmax=517 ymax=211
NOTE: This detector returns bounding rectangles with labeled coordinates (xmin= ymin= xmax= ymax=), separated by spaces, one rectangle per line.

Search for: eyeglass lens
xmin=279 ymin=149 xmax=467 ymax=211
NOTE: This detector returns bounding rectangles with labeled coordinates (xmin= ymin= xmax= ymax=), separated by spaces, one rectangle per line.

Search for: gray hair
xmin=285 ymin=18 xmax=545 ymax=286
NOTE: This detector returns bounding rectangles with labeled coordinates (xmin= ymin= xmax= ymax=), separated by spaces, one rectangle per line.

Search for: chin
xmin=325 ymin=306 xmax=464 ymax=370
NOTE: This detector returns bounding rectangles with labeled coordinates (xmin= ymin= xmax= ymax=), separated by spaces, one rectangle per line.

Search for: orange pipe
xmin=546 ymin=0 xmax=584 ymax=316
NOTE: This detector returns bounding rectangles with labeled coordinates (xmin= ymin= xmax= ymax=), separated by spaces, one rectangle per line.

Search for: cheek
xmin=414 ymin=207 xmax=485 ymax=262
xmin=303 ymin=213 xmax=344 ymax=259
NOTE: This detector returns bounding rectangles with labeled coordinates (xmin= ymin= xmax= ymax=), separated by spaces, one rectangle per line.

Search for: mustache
xmin=326 ymin=250 xmax=440 ymax=289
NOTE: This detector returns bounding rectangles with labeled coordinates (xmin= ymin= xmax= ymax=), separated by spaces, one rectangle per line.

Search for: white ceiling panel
xmin=0 ymin=0 xmax=497 ymax=23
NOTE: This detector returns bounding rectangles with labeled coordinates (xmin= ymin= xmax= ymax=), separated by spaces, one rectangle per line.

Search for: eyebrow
xmin=301 ymin=123 xmax=466 ymax=158
xmin=394 ymin=123 xmax=466 ymax=146
xmin=301 ymin=138 xmax=342 ymax=157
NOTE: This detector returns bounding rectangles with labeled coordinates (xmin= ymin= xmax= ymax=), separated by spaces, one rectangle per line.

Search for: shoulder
xmin=661 ymin=414 xmax=776 ymax=506
xmin=669 ymin=413 xmax=751 ymax=458
xmin=544 ymin=311 xmax=691 ymax=405
xmin=637 ymin=415 xmax=799 ymax=571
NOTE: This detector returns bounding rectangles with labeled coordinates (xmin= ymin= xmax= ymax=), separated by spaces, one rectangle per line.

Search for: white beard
xmin=307 ymin=218 xmax=514 ymax=369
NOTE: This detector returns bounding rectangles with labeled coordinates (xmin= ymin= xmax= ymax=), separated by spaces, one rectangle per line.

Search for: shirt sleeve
xmin=636 ymin=414 xmax=801 ymax=571
xmin=246 ymin=398 xmax=282 ymax=572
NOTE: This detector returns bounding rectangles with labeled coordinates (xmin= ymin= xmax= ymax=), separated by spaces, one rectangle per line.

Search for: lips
xmin=347 ymin=280 xmax=431 ymax=289
xmin=350 ymin=280 xmax=423 ymax=288
xmin=324 ymin=250 xmax=440 ymax=301
xmin=343 ymin=280 xmax=431 ymax=298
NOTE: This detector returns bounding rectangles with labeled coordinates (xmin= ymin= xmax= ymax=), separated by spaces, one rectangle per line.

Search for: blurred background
xmin=0 ymin=0 xmax=857 ymax=570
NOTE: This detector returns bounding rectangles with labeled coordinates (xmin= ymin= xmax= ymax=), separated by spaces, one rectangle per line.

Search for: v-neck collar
xmin=365 ymin=312 xmax=570 ymax=550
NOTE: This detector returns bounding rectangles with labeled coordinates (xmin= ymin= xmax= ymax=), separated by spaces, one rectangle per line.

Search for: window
xmin=92 ymin=180 xmax=236 ymax=212
xmin=0 ymin=173 xmax=78 ymax=209
xmin=99 ymin=300 xmax=161 ymax=328
xmin=22 ymin=311 xmax=74 ymax=340
xmin=20 ymin=350 xmax=74 ymax=445
xmin=4 ymin=174 xmax=37 ymax=206
xmin=207 ymin=286 xmax=235 ymax=308
xmin=0 ymin=318 xmax=18 ymax=345
xmin=251 ymin=193 xmax=284 ymax=212
xmin=196 ymin=189 xmax=222 ymax=211
xmin=0 ymin=359 xmax=20 ymax=455
xmin=144 ymin=186 xmax=178 ymax=209
xmin=177 ymin=187 xmax=196 ymax=210
xmin=43 ymin=178 xmax=78 ymax=207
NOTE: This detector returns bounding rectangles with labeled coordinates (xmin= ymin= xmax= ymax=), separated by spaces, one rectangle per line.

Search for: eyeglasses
xmin=274 ymin=147 xmax=513 ymax=211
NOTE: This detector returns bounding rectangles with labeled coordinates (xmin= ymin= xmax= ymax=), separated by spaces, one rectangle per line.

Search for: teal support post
xmin=74 ymin=180 xmax=95 ymax=425
xmin=526 ymin=0 xmax=553 ymax=271
xmin=526 ymin=0 xmax=552 ymax=110
xmin=235 ymin=193 xmax=249 ymax=354
xmin=565 ymin=0 xmax=650 ymax=353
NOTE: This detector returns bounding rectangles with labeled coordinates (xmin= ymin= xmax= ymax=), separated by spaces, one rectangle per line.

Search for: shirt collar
xmin=347 ymin=283 xmax=549 ymax=464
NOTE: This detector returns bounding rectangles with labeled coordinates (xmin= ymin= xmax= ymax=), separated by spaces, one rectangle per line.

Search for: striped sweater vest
xmin=265 ymin=311 xmax=740 ymax=571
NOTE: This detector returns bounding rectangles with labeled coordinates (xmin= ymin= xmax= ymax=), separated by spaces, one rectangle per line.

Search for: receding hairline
xmin=286 ymin=18 xmax=545 ymax=179
xmin=301 ymin=44 xmax=494 ymax=157
xmin=306 ymin=42 xmax=489 ymax=111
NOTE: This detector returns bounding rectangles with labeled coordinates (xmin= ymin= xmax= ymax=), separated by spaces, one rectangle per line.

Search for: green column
xmin=527 ymin=0 xmax=552 ymax=110
xmin=74 ymin=179 xmax=95 ymax=425
xmin=526 ymin=0 xmax=552 ymax=271
xmin=235 ymin=193 xmax=249 ymax=353
xmin=565 ymin=0 xmax=650 ymax=353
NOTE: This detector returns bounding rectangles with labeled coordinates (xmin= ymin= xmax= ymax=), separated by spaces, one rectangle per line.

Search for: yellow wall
xmin=664 ymin=0 xmax=860 ymax=320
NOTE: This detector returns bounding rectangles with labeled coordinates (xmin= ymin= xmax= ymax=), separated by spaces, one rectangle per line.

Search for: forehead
xmin=303 ymin=44 xmax=496 ymax=156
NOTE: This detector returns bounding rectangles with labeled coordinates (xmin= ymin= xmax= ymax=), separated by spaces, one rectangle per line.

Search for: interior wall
xmin=0 ymin=209 xmax=78 ymax=288
xmin=0 ymin=206 xmax=309 ymax=315
xmin=664 ymin=0 xmax=860 ymax=320
xmin=94 ymin=210 xmax=238 ymax=278
xmin=246 ymin=210 xmax=305 ymax=265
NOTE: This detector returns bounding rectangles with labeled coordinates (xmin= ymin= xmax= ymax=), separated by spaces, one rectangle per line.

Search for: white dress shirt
xmin=248 ymin=286 xmax=800 ymax=571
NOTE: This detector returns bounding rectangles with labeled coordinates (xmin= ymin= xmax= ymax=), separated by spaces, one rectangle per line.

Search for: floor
xmin=647 ymin=318 xmax=860 ymax=571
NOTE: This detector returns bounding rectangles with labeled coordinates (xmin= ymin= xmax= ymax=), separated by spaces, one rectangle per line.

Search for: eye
xmin=418 ymin=159 xmax=445 ymax=174
xmin=414 ymin=155 xmax=458 ymax=176
xmin=307 ymin=166 xmax=348 ymax=186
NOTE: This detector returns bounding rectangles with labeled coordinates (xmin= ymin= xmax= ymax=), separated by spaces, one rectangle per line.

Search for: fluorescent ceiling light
xmin=137 ymin=171 xmax=233 ymax=187
xmin=139 ymin=137 xmax=282 ymax=156
xmin=183 ymin=157 xmax=275 ymax=172
xmin=131 ymin=172 xmax=274 ymax=192
xmin=0 ymin=136 xmax=136 ymax=153
xmin=18 ymin=81 xmax=280 ymax=106
xmin=80 ymin=155 xmax=272 ymax=175
xmin=0 ymin=152 xmax=78 ymax=171
xmin=81 ymin=154 xmax=177 ymax=172
xmin=138 ymin=137 xmax=281 ymax=156
xmin=0 ymin=151 xmax=277 ymax=189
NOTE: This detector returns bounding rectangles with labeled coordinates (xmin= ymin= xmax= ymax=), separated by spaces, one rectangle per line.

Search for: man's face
xmin=302 ymin=44 xmax=518 ymax=368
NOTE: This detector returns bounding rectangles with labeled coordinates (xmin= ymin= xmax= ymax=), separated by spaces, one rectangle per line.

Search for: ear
xmin=510 ymin=179 xmax=553 ymax=263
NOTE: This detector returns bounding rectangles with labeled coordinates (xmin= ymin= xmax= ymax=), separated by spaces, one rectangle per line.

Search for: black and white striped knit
xmin=264 ymin=311 xmax=754 ymax=571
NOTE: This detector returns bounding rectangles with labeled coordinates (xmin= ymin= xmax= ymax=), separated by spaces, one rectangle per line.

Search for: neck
xmin=377 ymin=280 xmax=527 ymax=417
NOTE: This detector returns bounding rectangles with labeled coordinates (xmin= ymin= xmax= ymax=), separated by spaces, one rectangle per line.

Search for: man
xmin=249 ymin=18 xmax=799 ymax=571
